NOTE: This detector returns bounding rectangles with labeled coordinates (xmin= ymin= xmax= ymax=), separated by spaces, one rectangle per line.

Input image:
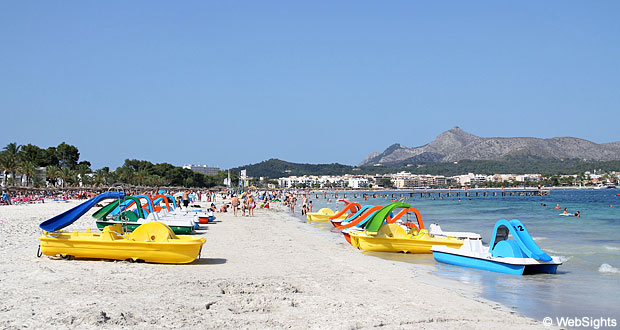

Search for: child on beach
xmin=248 ymin=195 xmax=255 ymax=217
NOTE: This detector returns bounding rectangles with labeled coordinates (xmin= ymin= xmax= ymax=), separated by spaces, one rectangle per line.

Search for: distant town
xmin=250 ymin=170 xmax=620 ymax=189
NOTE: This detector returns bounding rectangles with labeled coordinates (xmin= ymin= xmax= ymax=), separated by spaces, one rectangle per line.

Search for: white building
xmin=183 ymin=164 xmax=220 ymax=176
xmin=515 ymin=174 xmax=542 ymax=182
xmin=348 ymin=177 xmax=369 ymax=189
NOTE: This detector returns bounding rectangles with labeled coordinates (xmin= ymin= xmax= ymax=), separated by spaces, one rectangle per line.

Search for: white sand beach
xmin=0 ymin=201 xmax=542 ymax=329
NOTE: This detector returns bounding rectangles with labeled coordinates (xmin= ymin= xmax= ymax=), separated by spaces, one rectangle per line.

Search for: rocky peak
xmin=359 ymin=127 xmax=620 ymax=167
xmin=427 ymin=127 xmax=480 ymax=154
xmin=358 ymin=152 xmax=381 ymax=166
xmin=384 ymin=143 xmax=404 ymax=154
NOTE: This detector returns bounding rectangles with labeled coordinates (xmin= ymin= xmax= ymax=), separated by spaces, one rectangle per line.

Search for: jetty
xmin=313 ymin=188 xmax=549 ymax=200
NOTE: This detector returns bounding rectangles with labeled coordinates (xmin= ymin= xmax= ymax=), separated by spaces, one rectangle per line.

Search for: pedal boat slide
xmin=94 ymin=195 xmax=196 ymax=234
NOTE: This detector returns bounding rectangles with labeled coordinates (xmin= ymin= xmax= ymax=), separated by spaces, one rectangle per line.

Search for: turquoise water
xmin=293 ymin=189 xmax=620 ymax=321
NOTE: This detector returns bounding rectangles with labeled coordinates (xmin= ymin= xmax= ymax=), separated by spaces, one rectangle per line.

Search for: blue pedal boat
xmin=431 ymin=219 xmax=562 ymax=275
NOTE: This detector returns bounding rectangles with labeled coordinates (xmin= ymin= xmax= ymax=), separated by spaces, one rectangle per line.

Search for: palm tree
xmin=19 ymin=161 xmax=37 ymax=187
xmin=117 ymin=167 xmax=134 ymax=184
xmin=59 ymin=167 xmax=75 ymax=188
xmin=93 ymin=169 xmax=106 ymax=187
xmin=45 ymin=165 xmax=60 ymax=187
xmin=75 ymin=163 xmax=91 ymax=187
xmin=1 ymin=143 xmax=21 ymax=186
xmin=31 ymin=173 xmax=44 ymax=188
xmin=0 ymin=152 xmax=9 ymax=187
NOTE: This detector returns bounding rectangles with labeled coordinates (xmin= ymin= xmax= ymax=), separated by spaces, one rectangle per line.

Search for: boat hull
xmin=343 ymin=232 xmax=351 ymax=244
xmin=40 ymin=230 xmax=205 ymax=264
xmin=198 ymin=216 xmax=214 ymax=224
xmin=432 ymin=251 xmax=559 ymax=275
xmin=349 ymin=232 xmax=463 ymax=253
xmin=306 ymin=214 xmax=347 ymax=222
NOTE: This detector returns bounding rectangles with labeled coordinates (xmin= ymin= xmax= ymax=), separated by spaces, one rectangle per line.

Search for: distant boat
xmin=594 ymin=184 xmax=615 ymax=190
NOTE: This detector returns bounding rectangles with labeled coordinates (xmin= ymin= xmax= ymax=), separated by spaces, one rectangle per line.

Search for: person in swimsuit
xmin=231 ymin=195 xmax=240 ymax=216
xmin=248 ymin=195 xmax=255 ymax=217
xmin=301 ymin=195 xmax=308 ymax=215
xmin=182 ymin=190 xmax=190 ymax=208
xmin=242 ymin=198 xmax=248 ymax=216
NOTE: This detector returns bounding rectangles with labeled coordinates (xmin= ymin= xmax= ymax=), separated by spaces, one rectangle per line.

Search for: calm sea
xmin=291 ymin=189 xmax=620 ymax=322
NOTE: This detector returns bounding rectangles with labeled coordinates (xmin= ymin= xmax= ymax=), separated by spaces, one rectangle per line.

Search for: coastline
xmin=0 ymin=200 xmax=542 ymax=329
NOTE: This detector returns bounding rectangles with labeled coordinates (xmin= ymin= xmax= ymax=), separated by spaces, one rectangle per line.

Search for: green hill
xmin=232 ymin=159 xmax=354 ymax=178
xmin=231 ymin=157 xmax=620 ymax=178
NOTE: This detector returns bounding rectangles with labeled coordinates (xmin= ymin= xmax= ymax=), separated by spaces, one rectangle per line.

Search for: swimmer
xmin=562 ymin=208 xmax=569 ymax=214
xmin=555 ymin=204 xmax=561 ymax=209
xmin=574 ymin=211 xmax=581 ymax=217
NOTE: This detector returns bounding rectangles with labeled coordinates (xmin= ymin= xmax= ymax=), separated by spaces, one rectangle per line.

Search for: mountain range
xmin=359 ymin=127 xmax=620 ymax=167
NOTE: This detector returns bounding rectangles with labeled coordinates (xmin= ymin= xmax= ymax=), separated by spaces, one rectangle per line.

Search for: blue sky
xmin=1 ymin=1 xmax=619 ymax=170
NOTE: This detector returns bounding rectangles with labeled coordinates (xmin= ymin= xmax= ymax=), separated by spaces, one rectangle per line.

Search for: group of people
xmin=0 ymin=189 xmax=99 ymax=205
xmin=230 ymin=194 xmax=256 ymax=216
xmin=280 ymin=192 xmax=313 ymax=215
xmin=552 ymin=204 xmax=581 ymax=217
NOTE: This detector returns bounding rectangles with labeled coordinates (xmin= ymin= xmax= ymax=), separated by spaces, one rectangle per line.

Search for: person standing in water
xmin=288 ymin=195 xmax=295 ymax=213
xmin=301 ymin=195 xmax=308 ymax=215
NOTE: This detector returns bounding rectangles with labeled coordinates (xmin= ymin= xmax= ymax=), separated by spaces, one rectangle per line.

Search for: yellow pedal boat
xmin=306 ymin=208 xmax=348 ymax=222
xmin=38 ymin=191 xmax=205 ymax=264
xmin=349 ymin=224 xmax=464 ymax=253
xmin=347 ymin=202 xmax=475 ymax=253
xmin=40 ymin=222 xmax=205 ymax=264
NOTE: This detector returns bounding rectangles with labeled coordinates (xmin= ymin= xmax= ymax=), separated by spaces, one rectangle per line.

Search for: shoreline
xmin=0 ymin=200 xmax=542 ymax=329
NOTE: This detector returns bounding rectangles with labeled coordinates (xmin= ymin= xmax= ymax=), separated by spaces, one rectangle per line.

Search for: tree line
xmin=0 ymin=142 xmax=236 ymax=188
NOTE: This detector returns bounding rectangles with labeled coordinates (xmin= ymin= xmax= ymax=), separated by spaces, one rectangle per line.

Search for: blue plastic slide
xmin=339 ymin=205 xmax=374 ymax=224
xmin=489 ymin=219 xmax=552 ymax=261
xmin=508 ymin=219 xmax=552 ymax=261
xmin=39 ymin=192 xmax=124 ymax=232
